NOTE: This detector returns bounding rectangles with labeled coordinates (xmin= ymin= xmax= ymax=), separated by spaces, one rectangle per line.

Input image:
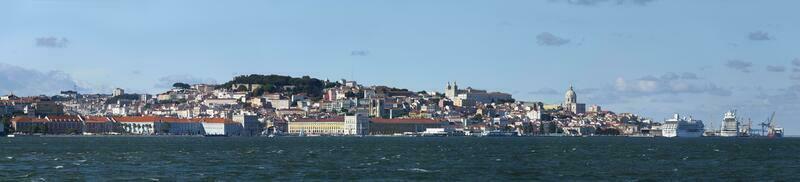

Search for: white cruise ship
xmin=719 ymin=110 xmax=739 ymax=137
xmin=662 ymin=114 xmax=705 ymax=137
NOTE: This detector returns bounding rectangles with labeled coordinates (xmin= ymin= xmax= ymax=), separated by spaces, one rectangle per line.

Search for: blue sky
xmin=1 ymin=0 xmax=799 ymax=132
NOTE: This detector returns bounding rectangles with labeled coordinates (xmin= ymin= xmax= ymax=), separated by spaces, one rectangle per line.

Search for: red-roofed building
xmin=161 ymin=117 xmax=203 ymax=135
xmin=11 ymin=116 xmax=48 ymax=134
xmin=112 ymin=116 xmax=161 ymax=135
xmin=44 ymin=115 xmax=82 ymax=134
xmin=81 ymin=116 xmax=113 ymax=134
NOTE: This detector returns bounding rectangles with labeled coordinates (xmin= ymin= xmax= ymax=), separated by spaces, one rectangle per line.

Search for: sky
xmin=1 ymin=0 xmax=799 ymax=133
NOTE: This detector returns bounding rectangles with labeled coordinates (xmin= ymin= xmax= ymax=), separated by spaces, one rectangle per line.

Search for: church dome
xmin=565 ymin=86 xmax=577 ymax=104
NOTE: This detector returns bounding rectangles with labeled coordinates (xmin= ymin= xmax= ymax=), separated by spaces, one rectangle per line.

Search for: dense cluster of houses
xmin=1 ymin=75 xmax=655 ymax=137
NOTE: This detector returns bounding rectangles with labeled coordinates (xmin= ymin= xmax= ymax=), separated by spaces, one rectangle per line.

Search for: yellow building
xmin=288 ymin=115 xmax=368 ymax=136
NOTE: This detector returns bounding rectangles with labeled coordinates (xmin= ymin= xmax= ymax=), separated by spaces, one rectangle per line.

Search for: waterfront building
xmin=233 ymin=114 xmax=263 ymax=136
xmin=288 ymin=117 xmax=346 ymax=135
xmin=288 ymin=115 xmax=369 ymax=136
xmin=44 ymin=115 xmax=83 ymax=134
xmin=201 ymin=118 xmax=242 ymax=136
xmin=112 ymin=116 xmax=160 ymax=135
xmin=81 ymin=116 xmax=114 ymax=134
xmin=344 ymin=115 xmax=370 ymax=135
xmin=11 ymin=116 xmax=48 ymax=134
xmin=161 ymin=118 xmax=204 ymax=135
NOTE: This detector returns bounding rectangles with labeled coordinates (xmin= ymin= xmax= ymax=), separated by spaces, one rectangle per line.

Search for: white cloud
xmin=536 ymin=32 xmax=571 ymax=46
xmin=613 ymin=73 xmax=731 ymax=96
xmin=0 ymin=63 xmax=89 ymax=96
xmin=35 ymin=37 xmax=70 ymax=48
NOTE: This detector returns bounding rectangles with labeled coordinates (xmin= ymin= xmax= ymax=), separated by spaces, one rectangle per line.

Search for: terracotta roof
xmin=370 ymin=118 xmax=445 ymax=124
xmin=293 ymin=117 xmax=344 ymax=123
xmin=82 ymin=116 xmax=111 ymax=123
xmin=161 ymin=117 xmax=202 ymax=123
xmin=11 ymin=116 xmax=48 ymax=123
xmin=113 ymin=116 xmax=161 ymax=123
xmin=202 ymin=118 xmax=229 ymax=123
xmin=46 ymin=115 xmax=82 ymax=122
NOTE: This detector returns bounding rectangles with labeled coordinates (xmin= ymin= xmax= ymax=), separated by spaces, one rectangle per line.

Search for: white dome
xmin=565 ymin=86 xmax=577 ymax=104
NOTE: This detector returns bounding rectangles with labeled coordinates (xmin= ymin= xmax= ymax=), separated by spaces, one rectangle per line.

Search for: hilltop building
xmin=445 ymin=82 xmax=513 ymax=107
xmin=563 ymin=86 xmax=586 ymax=115
xmin=113 ymin=88 xmax=125 ymax=97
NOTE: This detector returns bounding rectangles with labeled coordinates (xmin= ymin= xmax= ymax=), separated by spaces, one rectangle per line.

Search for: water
xmin=0 ymin=137 xmax=798 ymax=181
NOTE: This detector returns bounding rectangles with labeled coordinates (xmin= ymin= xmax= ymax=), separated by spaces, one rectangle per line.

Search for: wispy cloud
xmin=549 ymin=0 xmax=657 ymax=6
xmin=748 ymin=31 xmax=772 ymax=41
xmin=350 ymin=50 xmax=370 ymax=56
xmin=725 ymin=60 xmax=753 ymax=73
xmin=35 ymin=37 xmax=70 ymax=48
xmin=680 ymin=72 xmax=699 ymax=80
xmin=614 ymin=73 xmax=732 ymax=96
xmin=766 ymin=65 xmax=787 ymax=72
xmin=536 ymin=32 xmax=570 ymax=46
xmin=528 ymin=88 xmax=560 ymax=95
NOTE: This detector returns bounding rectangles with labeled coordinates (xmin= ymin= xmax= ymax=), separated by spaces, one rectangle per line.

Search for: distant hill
xmin=219 ymin=74 xmax=339 ymax=99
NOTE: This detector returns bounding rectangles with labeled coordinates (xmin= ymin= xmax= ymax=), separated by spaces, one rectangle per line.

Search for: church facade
xmin=563 ymin=86 xmax=586 ymax=115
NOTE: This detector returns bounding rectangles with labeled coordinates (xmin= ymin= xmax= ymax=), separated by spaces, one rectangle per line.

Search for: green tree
xmin=173 ymin=82 xmax=191 ymax=89
xmin=236 ymin=85 xmax=249 ymax=92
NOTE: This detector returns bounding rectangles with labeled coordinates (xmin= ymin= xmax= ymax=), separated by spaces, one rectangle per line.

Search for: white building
xmin=344 ymin=114 xmax=370 ymax=135
xmin=269 ymin=99 xmax=292 ymax=109
xmin=112 ymin=116 xmax=160 ymax=135
xmin=446 ymin=82 xmax=513 ymax=106
xmin=113 ymin=88 xmax=125 ymax=97
xmin=563 ymin=86 xmax=586 ymax=114
xmin=202 ymin=118 xmax=227 ymax=136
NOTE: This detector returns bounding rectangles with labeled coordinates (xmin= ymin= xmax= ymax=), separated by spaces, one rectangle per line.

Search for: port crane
xmin=754 ymin=112 xmax=783 ymax=137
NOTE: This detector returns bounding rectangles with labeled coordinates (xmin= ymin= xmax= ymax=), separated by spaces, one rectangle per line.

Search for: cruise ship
xmin=719 ymin=110 xmax=740 ymax=137
xmin=662 ymin=114 xmax=705 ymax=137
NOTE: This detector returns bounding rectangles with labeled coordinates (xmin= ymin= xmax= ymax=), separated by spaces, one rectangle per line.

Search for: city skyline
xmin=1 ymin=0 xmax=799 ymax=133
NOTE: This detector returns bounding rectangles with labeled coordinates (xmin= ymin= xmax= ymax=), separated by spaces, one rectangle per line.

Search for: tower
xmin=564 ymin=85 xmax=577 ymax=105
xmin=563 ymin=85 xmax=585 ymax=114
xmin=445 ymin=81 xmax=458 ymax=99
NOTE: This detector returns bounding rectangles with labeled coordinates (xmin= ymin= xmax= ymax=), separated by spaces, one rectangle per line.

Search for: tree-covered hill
xmin=218 ymin=74 xmax=339 ymax=99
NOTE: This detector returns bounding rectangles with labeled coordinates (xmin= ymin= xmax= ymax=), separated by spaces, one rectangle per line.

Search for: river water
xmin=0 ymin=137 xmax=797 ymax=181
